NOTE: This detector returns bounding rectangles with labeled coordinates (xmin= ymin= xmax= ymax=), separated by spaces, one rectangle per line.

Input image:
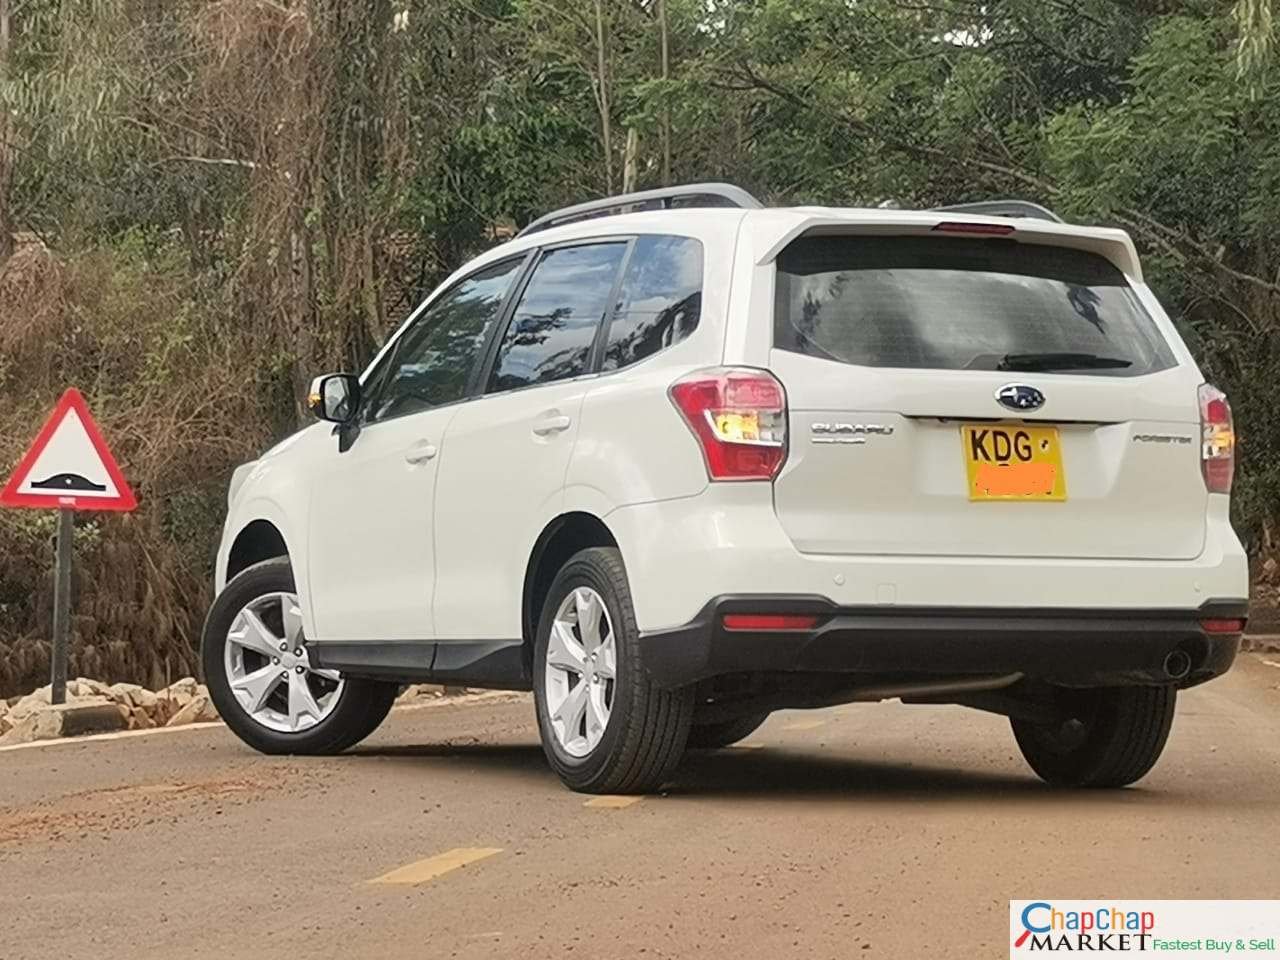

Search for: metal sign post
xmin=0 ymin=389 xmax=137 ymax=704
xmin=50 ymin=508 xmax=74 ymax=704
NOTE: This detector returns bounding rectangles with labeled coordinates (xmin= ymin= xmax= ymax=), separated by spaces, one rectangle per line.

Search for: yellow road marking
xmin=583 ymin=795 xmax=643 ymax=808
xmin=1262 ymin=659 xmax=1280 ymax=669
xmin=370 ymin=847 xmax=502 ymax=885
xmin=782 ymin=719 xmax=826 ymax=731
xmin=730 ymin=742 xmax=765 ymax=750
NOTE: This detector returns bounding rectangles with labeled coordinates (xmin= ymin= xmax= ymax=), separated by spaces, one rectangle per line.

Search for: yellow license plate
xmin=962 ymin=424 xmax=1067 ymax=501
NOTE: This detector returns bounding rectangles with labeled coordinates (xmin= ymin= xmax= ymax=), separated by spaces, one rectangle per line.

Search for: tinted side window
xmin=366 ymin=257 xmax=522 ymax=422
xmin=489 ymin=243 xmax=627 ymax=392
xmin=602 ymin=235 xmax=703 ymax=371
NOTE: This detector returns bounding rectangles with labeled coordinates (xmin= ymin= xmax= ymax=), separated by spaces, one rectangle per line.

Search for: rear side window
xmin=602 ymin=235 xmax=703 ymax=371
xmin=774 ymin=236 xmax=1176 ymax=376
xmin=489 ymin=242 xmax=627 ymax=392
xmin=486 ymin=244 xmax=627 ymax=394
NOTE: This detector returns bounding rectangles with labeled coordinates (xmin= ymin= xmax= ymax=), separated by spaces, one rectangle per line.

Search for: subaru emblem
xmin=995 ymin=384 xmax=1045 ymax=412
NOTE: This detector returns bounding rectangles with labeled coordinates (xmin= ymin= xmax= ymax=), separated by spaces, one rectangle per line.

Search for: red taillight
xmin=1200 ymin=618 xmax=1246 ymax=634
xmin=1198 ymin=383 xmax=1234 ymax=494
xmin=932 ymin=221 xmax=1016 ymax=236
xmin=669 ymin=367 xmax=788 ymax=481
xmin=722 ymin=614 xmax=818 ymax=631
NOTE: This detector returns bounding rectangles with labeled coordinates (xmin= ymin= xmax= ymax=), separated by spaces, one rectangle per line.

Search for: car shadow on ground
xmin=347 ymin=740 xmax=1179 ymax=805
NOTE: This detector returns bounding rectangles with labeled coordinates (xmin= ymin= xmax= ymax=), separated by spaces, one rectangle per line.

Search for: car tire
xmin=533 ymin=546 xmax=694 ymax=794
xmin=686 ymin=712 xmax=769 ymax=749
xmin=1010 ymin=684 xmax=1177 ymax=788
xmin=202 ymin=557 xmax=397 ymax=755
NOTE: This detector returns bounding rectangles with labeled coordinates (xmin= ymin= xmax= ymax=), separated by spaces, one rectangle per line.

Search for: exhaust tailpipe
xmin=1163 ymin=650 xmax=1192 ymax=681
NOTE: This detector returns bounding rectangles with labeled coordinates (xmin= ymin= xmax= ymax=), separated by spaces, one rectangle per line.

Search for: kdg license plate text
xmin=962 ymin=425 xmax=1067 ymax=502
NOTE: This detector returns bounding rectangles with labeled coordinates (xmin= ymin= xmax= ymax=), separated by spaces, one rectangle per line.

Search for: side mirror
xmin=307 ymin=373 xmax=361 ymax=424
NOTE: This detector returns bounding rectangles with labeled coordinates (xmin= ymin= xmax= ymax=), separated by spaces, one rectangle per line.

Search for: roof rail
xmin=932 ymin=199 xmax=1064 ymax=223
xmin=517 ymin=182 xmax=762 ymax=238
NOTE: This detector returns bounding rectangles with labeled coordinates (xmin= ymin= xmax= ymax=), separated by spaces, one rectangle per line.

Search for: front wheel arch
xmin=226 ymin=519 xmax=289 ymax=583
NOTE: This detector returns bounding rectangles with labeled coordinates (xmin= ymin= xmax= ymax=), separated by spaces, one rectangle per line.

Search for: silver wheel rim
xmin=223 ymin=591 xmax=344 ymax=733
xmin=544 ymin=586 xmax=617 ymax=758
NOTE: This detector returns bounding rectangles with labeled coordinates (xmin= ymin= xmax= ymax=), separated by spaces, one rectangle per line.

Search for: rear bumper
xmin=638 ymin=596 xmax=1246 ymax=690
xmin=606 ymin=486 xmax=1250 ymax=635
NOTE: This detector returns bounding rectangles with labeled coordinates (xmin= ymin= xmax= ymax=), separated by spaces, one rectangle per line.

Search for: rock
xmin=0 ymin=700 xmax=129 ymax=746
xmin=74 ymin=677 xmax=114 ymax=697
xmin=66 ymin=678 xmax=114 ymax=699
xmin=134 ymin=688 xmax=160 ymax=712
xmin=127 ymin=709 xmax=157 ymax=731
xmin=7 ymin=687 xmax=53 ymax=723
xmin=396 ymin=684 xmax=446 ymax=703
xmin=160 ymin=677 xmax=199 ymax=708
xmin=1263 ymin=556 xmax=1279 ymax=584
xmin=109 ymin=683 xmax=158 ymax=713
xmin=0 ymin=708 xmax=63 ymax=746
xmin=164 ymin=693 xmax=219 ymax=727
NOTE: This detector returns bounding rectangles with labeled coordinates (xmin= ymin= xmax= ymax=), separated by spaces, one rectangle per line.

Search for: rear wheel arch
xmin=523 ymin=512 xmax=619 ymax=661
xmin=227 ymin=519 xmax=290 ymax=582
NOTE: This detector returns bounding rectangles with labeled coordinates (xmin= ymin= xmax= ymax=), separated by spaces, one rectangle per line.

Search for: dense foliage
xmin=0 ymin=0 xmax=1276 ymax=693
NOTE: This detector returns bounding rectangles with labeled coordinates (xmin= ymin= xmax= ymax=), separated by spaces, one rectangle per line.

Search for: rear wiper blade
xmin=996 ymin=352 xmax=1133 ymax=372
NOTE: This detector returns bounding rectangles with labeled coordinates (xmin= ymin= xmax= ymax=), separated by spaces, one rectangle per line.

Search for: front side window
xmin=602 ymin=235 xmax=703 ymax=371
xmin=488 ymin=242 xmax=627 ymax=392
xmin=366 ymin=257 xmax=523 ymax=422
xmin=774 ymin=236 xmax=1176 ymax=376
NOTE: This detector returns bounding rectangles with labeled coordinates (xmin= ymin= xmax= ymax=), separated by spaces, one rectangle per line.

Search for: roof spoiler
xmin=517 ymin=182 xmax=762 ymax=238
xmin=931 ymin=200 xmax=1064 ymax=223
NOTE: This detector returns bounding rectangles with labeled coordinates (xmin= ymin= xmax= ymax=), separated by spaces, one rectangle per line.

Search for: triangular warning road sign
xmin=0 ymin=388 xmax=137 ymax=511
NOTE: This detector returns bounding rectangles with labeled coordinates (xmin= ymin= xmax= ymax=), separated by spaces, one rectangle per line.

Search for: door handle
xmin=404 ymin=441 xmax=438 ymax=464
xmin=531 ymin=415 xmax=572 ymax=437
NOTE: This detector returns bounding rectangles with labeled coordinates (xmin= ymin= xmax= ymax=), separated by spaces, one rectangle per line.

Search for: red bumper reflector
xmin=1199 ymin=618 xmax=1246 ymax=634
xmin=722 ymin=614 xmax=819 ymax=632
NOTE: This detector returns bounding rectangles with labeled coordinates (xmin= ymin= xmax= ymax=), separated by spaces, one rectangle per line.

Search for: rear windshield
xmin=774 ymin=236 xmax=1176 ymax=376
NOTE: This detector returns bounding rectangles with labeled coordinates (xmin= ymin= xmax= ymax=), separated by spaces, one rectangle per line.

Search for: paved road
xmin=3 ymin=656 xmax=1280 ymax=960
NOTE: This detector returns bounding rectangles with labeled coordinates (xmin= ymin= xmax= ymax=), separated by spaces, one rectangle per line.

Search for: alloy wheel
xmin=543 ymin=586 xmax=617 ymax=758
xmin=223 ymin=591 xmax=344 ymax=733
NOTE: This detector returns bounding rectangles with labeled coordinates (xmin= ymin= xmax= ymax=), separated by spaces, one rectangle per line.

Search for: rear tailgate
xmin=768 ymin=231 xmax=1207 ymax=561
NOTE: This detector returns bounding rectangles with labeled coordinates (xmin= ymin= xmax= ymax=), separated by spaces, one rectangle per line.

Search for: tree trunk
xmin=622 ymin=128 xmax=639 ymax=192
xmin=0 ymin=0 xmax=13 ymax=266
xmin=593 ymin=0 xmax=613 ymax=193
xmin=658 ymin=0 xmax=671 ymax=186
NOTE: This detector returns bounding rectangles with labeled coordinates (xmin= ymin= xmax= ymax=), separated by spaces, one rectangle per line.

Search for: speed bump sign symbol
xmin=0 ymin=388 xmax=136 ymax=511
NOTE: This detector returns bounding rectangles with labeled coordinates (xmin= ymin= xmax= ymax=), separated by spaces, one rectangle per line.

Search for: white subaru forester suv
xmin=203 ymin=183 xmax=1249 ymax=794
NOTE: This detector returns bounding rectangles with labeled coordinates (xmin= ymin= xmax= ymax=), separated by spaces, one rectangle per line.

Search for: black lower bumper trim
xmin=638 ymin=596 xmax=1247 ymax=690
